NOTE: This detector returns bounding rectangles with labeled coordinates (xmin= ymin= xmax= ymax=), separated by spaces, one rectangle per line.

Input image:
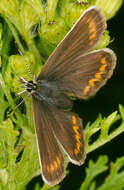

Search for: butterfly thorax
xmin=32 ymin=80 xmax=58 ymax=101
xmin=20 ymin=77 xmax=72 ymax=109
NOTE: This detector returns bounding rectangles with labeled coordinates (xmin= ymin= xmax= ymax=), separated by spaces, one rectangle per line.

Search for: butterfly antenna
xmin=18 ymin=49 xmax=33 ymax=79
xmin=7 ymin=99 xmax=25 ymax=117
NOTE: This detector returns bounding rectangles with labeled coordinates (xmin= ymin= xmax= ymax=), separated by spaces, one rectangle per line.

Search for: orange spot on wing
xmin=50 ymin=164 xmax=54 ymax=172
xmin=99 ymin=64 xmax=107 ymax=72
xmin=90 ymin=27 xmax=96 ymax=33
xmin=88 ymin=18 xmax=97 ymax=43
xmin=89 ymin=20 xmax=95 ymax=28
xmin=89 ymin=78 xmax=100 ymax=87
xmin=73 ymin=125 xmax=79 ymax=134
xmin=53 ymin=161 xmax=58 ymax=169
xmin=46 ymin=155 xmax=61 ymax=173
xmin=89 ymin=33 xmax=96 ymax=40
xmin=75 ymin=149 xmax=79 ymax=155
xmin=83 ymin=56 xmax=108 ymax=96
xmin=75 ymin=134 xmax=81 ymax=142
xmin=72 ymin=115 xmax=77 ymax=125
xmin=73 ymin=125 xmax=81 ymax=155
xmin=75 ymin=144 xmax=81 ymax=155
xmin=56 ymin=156 xmax=61 ymax=165
xmin=101 ymin=57 xmax=106 ymax=64
xmin=77 ymin=142 xmax=81 ymax=149
xmin=95 ymin=72 xmax=102 ymax=79
xmin=83 ymin=85 xmax=90 ymax=95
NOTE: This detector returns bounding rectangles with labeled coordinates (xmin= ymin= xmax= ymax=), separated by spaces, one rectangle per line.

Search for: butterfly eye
xmin=26 ymin=81 xmax=37 ymax=92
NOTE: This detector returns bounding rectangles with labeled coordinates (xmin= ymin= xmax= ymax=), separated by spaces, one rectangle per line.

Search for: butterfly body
xmin=21 ymin=78 xmax=73 ymax=109
xmin=20 ymin=6 xmax=116 ymax=186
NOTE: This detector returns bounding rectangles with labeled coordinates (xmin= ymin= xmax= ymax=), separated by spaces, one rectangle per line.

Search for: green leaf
xmin=85 ymin=107 xmax=124 ymax=153
xmin=94 ymin=0 xmax=123 ymax=19
xmin=98 ymin=157 xmax=124 ymax=190
xmin=38 ymin=17 xmax=68 ymax=56
xmin=25 ymin=0 xmax=46 ymax=21
xmin=41 ymin=183 xmax=60 ymax=190
xmin=0 ymin=85 xmax=8 ymax=122
xmin=0 ymin=119 xmax=19 ymax=190
xmin=79 ymin=156 xmax=124 ymax=190
xmin=14 ymin=128 xmax=40 ymax=190
xmin=80 ymin=156 xmax=108 ymax=190
xmin=60 ymin=0 xmax=89 ymax=27
xmin=47 ymin=0 xmax=59 ymax=21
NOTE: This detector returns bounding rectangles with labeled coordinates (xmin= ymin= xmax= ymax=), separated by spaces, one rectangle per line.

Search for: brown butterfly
xmin=19 ymin=6 xmax=116 ymax=186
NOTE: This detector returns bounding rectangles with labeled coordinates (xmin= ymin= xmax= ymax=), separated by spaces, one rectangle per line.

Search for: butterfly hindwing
xmin=50 ymin=107 xmax=86 ymax=165
xmin=38 ymin=6 xmax=106 ymax=80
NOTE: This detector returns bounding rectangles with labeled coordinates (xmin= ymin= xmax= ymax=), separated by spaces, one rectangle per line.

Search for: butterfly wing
xmin=38 ymin=48 xmax=116 ymax=99
xmin=49 ymin=106 xmax=86 ymax=165
xmin=32 ymin=96 xmax=86 ymax=185
xmin=37 ymin=7 xmax=116 ymax=99
xmin=50 ymin=48 xmax=116 ymax=99
xmin=38 ymin=6 xmax=106 ymax=79
xmin=32 ymin=97 xmax=65 ymax=186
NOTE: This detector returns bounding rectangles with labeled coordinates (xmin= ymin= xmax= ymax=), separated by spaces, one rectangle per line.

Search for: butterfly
xmin=19 ymin=6 xmax=116 ymax=186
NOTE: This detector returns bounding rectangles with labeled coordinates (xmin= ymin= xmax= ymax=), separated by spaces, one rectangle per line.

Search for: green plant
xmin=0 ymin=0 xmax=123 ymax=190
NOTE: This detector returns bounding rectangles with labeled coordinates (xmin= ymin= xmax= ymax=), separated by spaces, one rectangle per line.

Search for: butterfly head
xmin=19 ymin=76 xmax=37 ymax=95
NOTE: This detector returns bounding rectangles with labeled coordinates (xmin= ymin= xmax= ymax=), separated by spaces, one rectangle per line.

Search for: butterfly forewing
xmin=38 ymin=6 xmax=106 ymax=80
xmin=32 ymin=97 xmax=65 ymax=186
xmin=32 ymin=96 xmax=86 ymax=184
